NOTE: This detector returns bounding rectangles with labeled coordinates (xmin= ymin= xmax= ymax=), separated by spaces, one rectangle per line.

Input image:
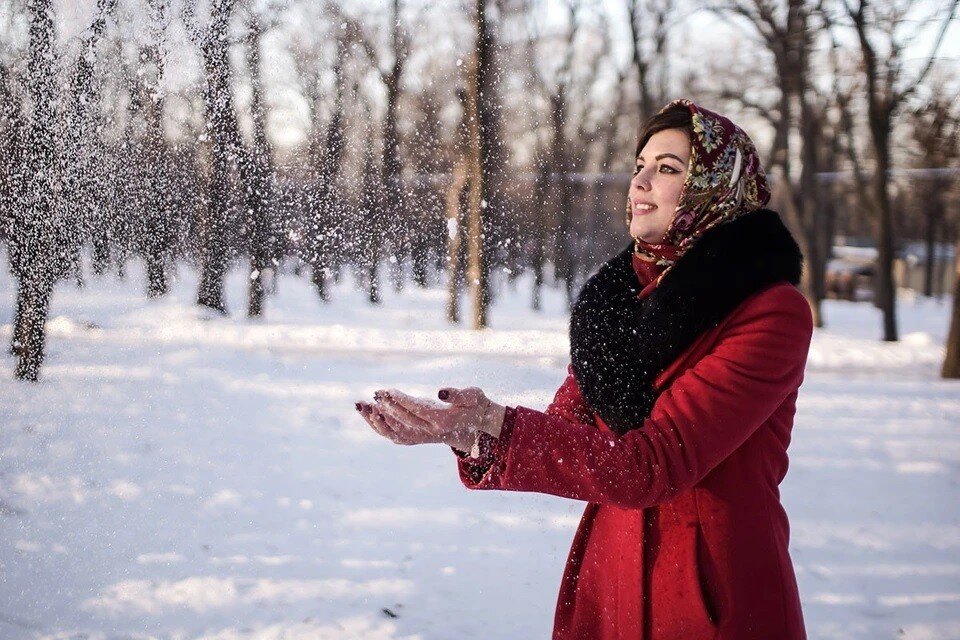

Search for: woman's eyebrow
xmin=636 ymin=153 xmax=685 ymax=163
xmin=655 ymin=153 xmax=685 ymax=163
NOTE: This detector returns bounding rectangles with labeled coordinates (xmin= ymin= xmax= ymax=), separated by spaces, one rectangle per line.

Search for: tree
xmin=525 ymin=0 xmax=619 ymax=306
xmin=842 ymin=0 xmax=958 ymax=341
xmin=358 ymin=93 xmax=383 ymax=305
xmin=464 ymin=0 xmax=494 ymax=329
xmin=538 ymin=1 xmax=582 ymax=305
xmin=626 ymin=0 xmax=674 ymax=123
xmin=446 ymin=89 xmax=471 ymax=322
xmin=184 ymin=0 xmax=245 ymax=314
xmin=347 ymin=0 xmax=410 ymax=290
xmin=711 ymin=0 xmax=832 ymax=327
xmin=304 ymin=12 xmax=353 ymax=303
xmin=243 ymin=12 xmax=280 ymax=317
xmin=909 ymin=94 xmax=959 ymax=297
xmin=133 ymin=0 xmax=175 ymax=298
xmin=9 ymin=0 xmax=63 ymax=379
xmin=943 ymin=237 xmax=960 ymax=378
xmin=0 ymin=47 xmax=25 ymax=267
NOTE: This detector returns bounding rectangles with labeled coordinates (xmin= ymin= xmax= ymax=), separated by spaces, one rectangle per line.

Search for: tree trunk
xmin=311 ymin=266 xmax=328 ymax=302
xmin=446 ymin=163 xmax=469 ymax=323
xmin=10 ymin=285 xmax=27 ymax=356
xmin=530 ymin=165 xmax=550 ymax=312
xmin=381 ymin=0 xmax=407 ymax=291
xmin=465 ymin=0 xmax=491 ymax=329
xmin=248 ymin=260 xmax=266 ymax=317
xmin=412 ymin=243 xmax=429 ymax=288
xmin=366 ymin=261 xmax=380 ymax=305
xmin=922 ymin=185 xmax=944 ymax=298
xmin=244 ymin=17 xmax=275 ymax=317
xmin=550 ymin=93 xmax=577 ymax=308
xmin=14 ymin=275 xmax=53 ymax=382
xmin=9 ymin=0 xmax=62 ymax=380
xmin=196 ymin=5 xmax=240 ymax=315
xmin=358 ymin=110 xmax=381 ymax=306
xmin=146 ymin=251 xmax=168 ymax=298
xmin=924 ymin=215 xmax=937 ymax=298
xmin=872 ymin=122 xmax=898 ymax=341
xmin=942 ymin=239 xmax=960 ymax=378
xmin=91 ymin=233 xmax=111 ymax=275
xmin=934 ymin=222 xmax=951 ymax=299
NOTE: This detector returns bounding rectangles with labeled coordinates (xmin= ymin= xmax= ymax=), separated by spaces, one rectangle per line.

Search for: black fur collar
xmin=569 ymin=208 xmax=803 ymax=435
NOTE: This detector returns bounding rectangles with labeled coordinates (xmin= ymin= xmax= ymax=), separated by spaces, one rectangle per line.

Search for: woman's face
xmin=628 ymin=128 xmax=691 ymax=244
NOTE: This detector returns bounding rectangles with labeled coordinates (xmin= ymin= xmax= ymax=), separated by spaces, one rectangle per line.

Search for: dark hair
xmin=634 ymin=103 xmax=694 ymax=158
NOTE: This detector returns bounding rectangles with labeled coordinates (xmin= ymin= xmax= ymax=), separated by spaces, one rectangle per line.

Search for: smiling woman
xmin=357 ymin=99 xmax=812 ymax=640
xmin=627 ymin=110 xmax=692 ymax=245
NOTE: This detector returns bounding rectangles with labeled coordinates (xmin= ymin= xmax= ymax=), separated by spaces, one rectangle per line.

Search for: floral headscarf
xmin=633 ymin=99 xmax=771 ymax=280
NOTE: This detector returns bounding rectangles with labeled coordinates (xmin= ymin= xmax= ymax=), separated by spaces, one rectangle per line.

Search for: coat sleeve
xmin=544 ymin=364 xmax=596 ymax=424
xmin=456 ymin=364 xmax=594 ymax=485
xmin=457 ymin=285 xmax=813 ymax=509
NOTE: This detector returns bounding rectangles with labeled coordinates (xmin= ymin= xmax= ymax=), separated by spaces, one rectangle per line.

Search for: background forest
xmin=0 ymin=0 xmax=958 ymax=377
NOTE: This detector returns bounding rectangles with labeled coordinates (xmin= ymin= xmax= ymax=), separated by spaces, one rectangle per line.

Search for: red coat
xmin=458 ymin=282 xmax=813 ymax=639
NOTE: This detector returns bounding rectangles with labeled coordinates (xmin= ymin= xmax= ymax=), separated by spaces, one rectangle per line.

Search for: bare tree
xmin=464 ymin=0 xmax=494 ymax=328
xmin=184 ymin=0 xmax=245 ymax=314
xmin=345 ymin=0 xmax=410 ymax=289
xmin=8 ymin=0 xmax=61 ymax=380
xmin=446 ymin=89 xmax=471 ymax=322
xmin=582 ymin=15 xmax=633 ymax=265
xmin=8 ymin=0 xmax=115 ymax=380
xmin=909 ymin=93 xmax=959 ymax=297
xmin=407 ymin=88 xmax=447 ymax=288
xmin=134 ymin=0 xmax=175 ymax=298
xmin=711 ymin=0 xmax=831 ymax=326
xmin=842 ymin=0 xmax=958 ymax=341
xmin=627 ymin=0 xmax=674 ymax=122
xmin=943 ymin=238 xmax=960 ymax=378
xmin=358 ymin=92 xmax=382 ymax=304
xmin=540 ymin=1 xmax=582 ymax=305
xmin=524 ymin=1 xmax=623 ymax=305
xmin=243 ymin=12 xmax=280 ymax=317
xmin=0 ymin=62 xmax=23 ymax=255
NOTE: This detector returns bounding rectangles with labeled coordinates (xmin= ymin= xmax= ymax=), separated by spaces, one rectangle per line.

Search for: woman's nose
xmin=632 ymin=171 xmax=652 ymax=192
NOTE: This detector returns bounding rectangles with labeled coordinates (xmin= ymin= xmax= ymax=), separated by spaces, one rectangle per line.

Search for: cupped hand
xmin=355 ymin=387 xmax=505 ymax=454
xmin=355 ymin=398 xmax=450 ymax=447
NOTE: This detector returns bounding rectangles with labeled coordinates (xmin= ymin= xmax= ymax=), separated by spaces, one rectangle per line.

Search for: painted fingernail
xmin=373 ymin=391 xmax=383 ymax=402
xmin=438 ymin=390 xmax=449 ymax=400
xmin=355 ymin=402 xmax=362 ymax=411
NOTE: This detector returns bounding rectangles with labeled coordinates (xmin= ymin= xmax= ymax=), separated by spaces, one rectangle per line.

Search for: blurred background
xmin=0 ymin=0 xmax=958 ymax=381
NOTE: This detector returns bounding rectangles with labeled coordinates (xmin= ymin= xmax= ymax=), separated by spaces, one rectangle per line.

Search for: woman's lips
xmin=633 ymin=203 xmax=657 ymax=215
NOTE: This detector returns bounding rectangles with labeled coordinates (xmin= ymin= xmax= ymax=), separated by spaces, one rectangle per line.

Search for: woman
xmin=356 ymin=99 xmax=812 ymax=640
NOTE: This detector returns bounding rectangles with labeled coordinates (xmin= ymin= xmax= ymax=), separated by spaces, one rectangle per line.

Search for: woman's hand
xmin=355 ymin=387 xmax=506 ymax=454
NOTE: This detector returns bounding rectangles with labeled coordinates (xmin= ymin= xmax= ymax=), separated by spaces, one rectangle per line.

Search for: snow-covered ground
xmin=0 ymin=258 xmax=958 ymax=640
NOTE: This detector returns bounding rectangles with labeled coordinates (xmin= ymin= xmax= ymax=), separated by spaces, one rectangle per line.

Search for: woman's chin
xmin=631 ymin=230 xmax=666 ymax=245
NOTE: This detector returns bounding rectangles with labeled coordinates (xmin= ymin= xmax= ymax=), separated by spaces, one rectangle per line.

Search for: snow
xmin=0 ymin=258 xmax=958 ymax=639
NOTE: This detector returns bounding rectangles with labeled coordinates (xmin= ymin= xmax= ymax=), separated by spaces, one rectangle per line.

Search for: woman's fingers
xmin=378 ymin=410 xmax=434 ymax=445
xmin=438 ymin=386 xmax=486 ymax=408
xmin=358 ymin=402 xmax=397 ymax=441
xmin=378 ymin=397 xmax=434 ymax=431
xmin=357 ymin=400 xmax=437 ymax=446
xmin=377 ymin=389 xmax=443 ymax=422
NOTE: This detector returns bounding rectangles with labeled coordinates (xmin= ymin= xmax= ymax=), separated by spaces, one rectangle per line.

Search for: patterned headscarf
xmin=633 ymin=99 xmax=771 ymax=280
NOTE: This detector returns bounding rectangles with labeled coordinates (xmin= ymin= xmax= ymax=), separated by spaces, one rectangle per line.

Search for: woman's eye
xmin=633 ymin=165 xmax=644 ymax=174
xmin=659 ymin=165 xmax=679 ymax=174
